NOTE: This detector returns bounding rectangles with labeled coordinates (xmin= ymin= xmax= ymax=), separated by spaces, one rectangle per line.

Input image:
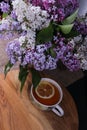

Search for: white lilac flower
xmin=76 ymin=36 xmax=87 ymax=70
xmin=68 ymin=39 xmax=75 ymax=48
xmin=74 ymin=35 xmax=82 ymax=43
xmin=12 ymin=0 xmax=27 ymax=22
xmin=0 ymin=15 xmax=22 ymax=39
xmin=26 ymin=29 xmax=36 ymax=49
xmin=12 ymin=0 xmax=50 ymax=31
xmin=19 ymin=29 xmax=36 ymax=49
xmin=0 ymin=16 xmax=21 ymax=31
xmin=80 ymin=59 xmax=87 ymax=70
xmin=19 ymin=35 xmax=26 ymax=46
xmin=0 ymin=18 xmax=11 ymax=30
xmin=26 ymin=4 xmax=50 ymax=31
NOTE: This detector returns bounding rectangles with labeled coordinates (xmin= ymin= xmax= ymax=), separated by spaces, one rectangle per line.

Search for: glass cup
xmin=30 ymin=78 xmax=64 ymax=117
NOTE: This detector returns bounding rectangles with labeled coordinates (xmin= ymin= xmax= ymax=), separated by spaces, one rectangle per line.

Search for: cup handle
xmin=52 ymin=105 xmax=64 ymax=117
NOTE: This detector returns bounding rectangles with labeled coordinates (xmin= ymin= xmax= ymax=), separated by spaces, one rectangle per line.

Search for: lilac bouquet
xmin=0 ymin=0 xmax=87 ymax=91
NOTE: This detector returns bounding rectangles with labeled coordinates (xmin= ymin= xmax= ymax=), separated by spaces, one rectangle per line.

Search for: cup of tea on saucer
xmin=30 ymin=78 xmax=64 ymax=117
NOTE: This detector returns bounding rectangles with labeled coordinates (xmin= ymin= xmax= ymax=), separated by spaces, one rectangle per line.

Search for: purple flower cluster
xmin=0 ymin=1 xmax=10 ymax=13
xmin=6 ymin=33 xmax=80 ymax=72
xmin=6 ymin=40 xmax=22 ymax=64
xmin=7 ymin=42 xmax=57 ymax=71
xmin=11 ymin=10 xmax=17 ymax=20
xmin=5 ymin=14 xmax=81 ymax=71
xmin=31 ymin=0 xmax=78 ymax=22
xmin=0 ymin=0 xmax=86 ymax=74
xmin=32 ymin=44 xmax=57 ymax=70
xmin=53 ymin=35 xmax=80 ymax=71
xmin=1 ymin=0 xmax=87 ymax=90
xmin=74 ymin=20 xmax=87 ymax=36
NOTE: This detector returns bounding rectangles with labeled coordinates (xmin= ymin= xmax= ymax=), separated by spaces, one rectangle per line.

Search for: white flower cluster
xmin=12 ymin=0 xmax=50 ymax=30
xmin=0 ymin=16 xmax=12 ymax=30
xmin=19 ymin=30 xmax=35 ymax=49
xmin=12 ymin=0 xmax=50 ymax=49
xmin=76 ymin=36 xmax=87 ymax=70
xmin=12 ymin=0 xmax=27 ymax=22
xmin=0 ymin=16 xmax=20 ymax=40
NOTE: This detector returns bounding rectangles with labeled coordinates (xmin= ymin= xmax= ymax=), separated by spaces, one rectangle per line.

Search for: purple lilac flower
xmin=35 ymin=44 xmax=47 ymax=53
xmin=6 ymin=40 xmax=21 ymax=64
xmin=30 ymin=0 xmax=43 ymax=7
xmin=11 ymin=21 xmax=22 ymax=31
xmin=34 ymin=44 xmax=57 ymax=70
xmin=53 ymin=35 xmax=80 ymax=71
xmin=11 ymin=10 xmax=17 ymax=20
xmin=22 ymin=49 xmax=35 ymax=66
xmin=0 ymin=1 xmax=10 ymax=13
xmin=62 ymin=54 xmax=80 ymax=71
xmin=74 ymin=20 xmax=87 ymax=36
xmin=21 ymin=47 xmax=46 ymax=70
xmin=60 ymin=0 xmax=79 ymax=16
xmin=33 ymin=52 xmax=46 ymax=70
xmin=4 ymin=32 xmax=15 ymax=40
xmin=21 ymin=43 xmax=57 ymax=71
xmin=33 ymin=53 xmax=57 ymax=71
xmin=45 ymin=55 xmax=57 ymax=70
xmin=6 ymin=34 xmax=80 ymax=71
xmin=30 ymin=0 xmax=79 ymax=22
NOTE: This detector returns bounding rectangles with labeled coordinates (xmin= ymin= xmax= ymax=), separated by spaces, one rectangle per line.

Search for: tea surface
xmin=33 ymin=81 xmax=60 ymax=106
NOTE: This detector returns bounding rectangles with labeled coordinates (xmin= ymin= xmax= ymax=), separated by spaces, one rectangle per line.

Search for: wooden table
xmin=0 ymin=70 xmax=79 ymax=130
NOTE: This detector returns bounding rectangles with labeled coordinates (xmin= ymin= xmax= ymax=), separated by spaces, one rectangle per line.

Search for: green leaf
xmin=50 ymin=48 xmax=56 ymax=58
xmin=31 ymin=68 xmax=41 ymax=88
xmin=58 ymin=24 xmax=74 ymax=34
xmin=62 ymin=9 xmax=79 ymax=25
xmin=18 ymin=65 xmax=29 ymax=92
xmin=36 ymin=23 xmax=53 ymax=44
xmin=63 ymin=29 xmax=79 ymax=38
xmin=4 ymin=61 xmax=13 ymax=77
xmin=20 ymin=73 xmax=28 ymax=92
xmin=2 ymin=13 xmax=8 ymax=18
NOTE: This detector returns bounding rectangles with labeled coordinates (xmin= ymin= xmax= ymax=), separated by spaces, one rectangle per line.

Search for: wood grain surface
xmin=0 ymin=70 xmax=79 ymax=130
